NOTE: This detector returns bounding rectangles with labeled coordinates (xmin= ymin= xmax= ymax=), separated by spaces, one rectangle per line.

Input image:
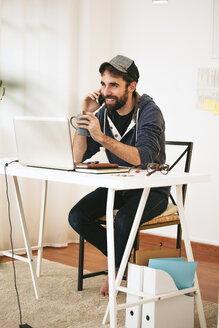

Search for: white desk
xmin=0 ymin=158 xmax=209 ymax=328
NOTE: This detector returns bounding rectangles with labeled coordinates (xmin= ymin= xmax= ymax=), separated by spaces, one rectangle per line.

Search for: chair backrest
xmin=165 ymin=141 xmax=193 ymax=205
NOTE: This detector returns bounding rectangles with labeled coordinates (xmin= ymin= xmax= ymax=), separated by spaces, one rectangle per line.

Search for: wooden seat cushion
xmin=139 ymin=203 xmax=179 ymax=229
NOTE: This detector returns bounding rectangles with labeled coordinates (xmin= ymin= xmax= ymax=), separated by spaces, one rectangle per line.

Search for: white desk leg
xmin=105 ymin=188 xmax=117 ymax=328
xmin=103 ymin=187 xmax=150 ymax=326
xmin=176 ymin=184 xmax=207 ymax=328
xmin=13 ymin=176 xmax=39 ymax=299
xmin=37 ymin=180 xmax=48 ymax=277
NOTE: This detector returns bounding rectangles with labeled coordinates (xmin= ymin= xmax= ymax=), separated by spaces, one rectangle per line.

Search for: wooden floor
xmin=2 ymin=233 xmax=219 ymax=303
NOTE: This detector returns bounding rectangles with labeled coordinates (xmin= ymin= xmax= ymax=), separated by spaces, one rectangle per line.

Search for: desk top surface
xmin=0 ymin=158 xmax=209 ymax=190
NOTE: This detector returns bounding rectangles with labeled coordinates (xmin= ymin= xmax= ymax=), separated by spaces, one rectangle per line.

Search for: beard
xmin=104 ymin=88 xmax=129 ymax=115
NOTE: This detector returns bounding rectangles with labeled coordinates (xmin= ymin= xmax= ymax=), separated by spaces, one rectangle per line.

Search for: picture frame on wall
xmin=212 ymin=0 xmax=219 ymax=58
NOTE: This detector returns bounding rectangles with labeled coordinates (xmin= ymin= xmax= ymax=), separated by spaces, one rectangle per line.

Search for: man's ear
xmin=128 ymin=81 xmax=137 ymax=93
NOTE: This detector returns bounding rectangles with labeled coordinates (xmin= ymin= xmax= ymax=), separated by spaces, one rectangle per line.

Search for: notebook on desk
xmin=74 ymin=162 xmax=129 ymax=174
xmin=13 ymin=116 xmax=129 ymax=174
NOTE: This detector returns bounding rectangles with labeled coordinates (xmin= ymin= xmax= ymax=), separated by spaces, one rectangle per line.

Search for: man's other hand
xmin=78 ymin=112 xmax=103 ymax=143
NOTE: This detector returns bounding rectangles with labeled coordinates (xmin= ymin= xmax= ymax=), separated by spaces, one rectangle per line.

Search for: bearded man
xmin=68 ymin=55 xmax=169 ymax=296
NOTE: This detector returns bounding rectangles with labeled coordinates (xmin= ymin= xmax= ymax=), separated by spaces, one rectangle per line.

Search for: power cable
xmin=4 ymin=160 xmax=33 ymax=328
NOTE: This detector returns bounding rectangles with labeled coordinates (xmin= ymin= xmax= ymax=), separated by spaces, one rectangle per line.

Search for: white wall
xmin=0 ymin=0 xmax=218 ymax=247
xmin=108 ymin=0 xmax=219 ymax=245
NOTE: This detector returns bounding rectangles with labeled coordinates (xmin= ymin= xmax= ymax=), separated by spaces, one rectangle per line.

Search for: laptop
xmin=13 ymin=116 xmax=129 ymax=174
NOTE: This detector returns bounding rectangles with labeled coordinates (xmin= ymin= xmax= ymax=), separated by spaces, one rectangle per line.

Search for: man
xmin=68 ymin=55 xmax=169 ymax=296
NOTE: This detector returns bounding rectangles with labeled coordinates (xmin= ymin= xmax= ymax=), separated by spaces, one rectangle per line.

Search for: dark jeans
xmin=68 ymin=187 xmax=168 ymax=268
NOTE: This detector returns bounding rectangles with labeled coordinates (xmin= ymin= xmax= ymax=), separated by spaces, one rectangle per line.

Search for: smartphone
xmin=98 ymin=94 xmax=105 ymax=105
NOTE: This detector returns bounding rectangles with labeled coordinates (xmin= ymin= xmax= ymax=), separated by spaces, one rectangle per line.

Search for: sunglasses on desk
xmin=128 ymin=163 xmax=170 ymax=176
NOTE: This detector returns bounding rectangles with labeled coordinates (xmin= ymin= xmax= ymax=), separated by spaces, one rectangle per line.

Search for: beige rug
xmin=0 ymin=258 xmax=218 ymax=328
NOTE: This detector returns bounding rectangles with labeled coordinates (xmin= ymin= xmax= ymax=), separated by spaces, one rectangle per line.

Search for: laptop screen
xmin=13 ymin=116 xmax=74 ymax=171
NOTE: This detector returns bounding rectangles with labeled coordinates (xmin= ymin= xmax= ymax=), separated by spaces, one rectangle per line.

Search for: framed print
xmin=212 ymin=0 xmax=219 ymax=58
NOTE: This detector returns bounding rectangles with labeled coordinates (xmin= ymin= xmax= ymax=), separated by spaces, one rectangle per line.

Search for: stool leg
xmin=77 ymin=235 xmax=84 ymax=291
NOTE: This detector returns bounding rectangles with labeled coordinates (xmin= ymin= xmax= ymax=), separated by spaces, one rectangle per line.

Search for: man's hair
xmin=99 ymin=64 xmax=137 ymax=96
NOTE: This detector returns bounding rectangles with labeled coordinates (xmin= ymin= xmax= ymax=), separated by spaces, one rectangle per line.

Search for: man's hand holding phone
xmin=82 ymin=90 xmax=104 ymax=112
